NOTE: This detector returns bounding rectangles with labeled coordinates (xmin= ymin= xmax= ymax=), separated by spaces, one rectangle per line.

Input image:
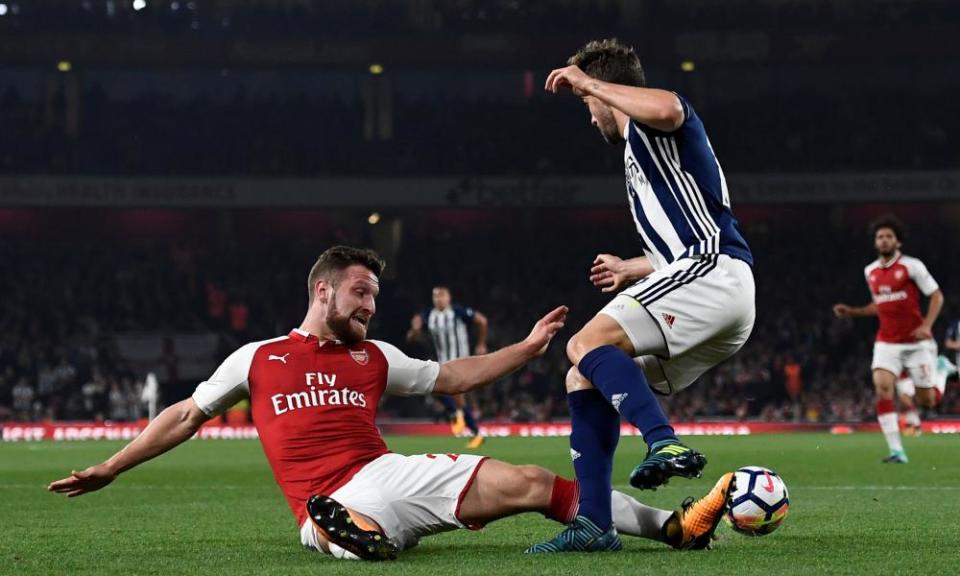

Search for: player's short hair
xmin=568 ymin=38 xmax=646 ymax=87
xmin=870 ymin=216 xmax=905 ymax=242
xmin=307 ymin=246 xmax=386 ymax=304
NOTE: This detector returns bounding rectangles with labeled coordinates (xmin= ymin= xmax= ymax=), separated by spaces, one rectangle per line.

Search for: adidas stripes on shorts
xmin=599 ymin=255 xmax=755 ymax=395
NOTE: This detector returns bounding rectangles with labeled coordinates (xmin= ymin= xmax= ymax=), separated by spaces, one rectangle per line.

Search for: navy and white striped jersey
xmin=623 ymin=93 xmax=752 ymax=270
xmin=421 ymin=305 xmax=475 ymax=362
xmin=946 ymin=319 xmax=960 ymax=368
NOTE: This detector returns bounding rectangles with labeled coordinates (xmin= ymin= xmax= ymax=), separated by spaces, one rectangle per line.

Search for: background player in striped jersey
xmin=530 ymin=39 xmax=755 ymax=552
xmin=833 ymin=217 xmax=944 ymax=463
xmin=408 ymin=286 xmax=489 ymax=448
xmin=945 ymin=317 xmax=960 ymax=370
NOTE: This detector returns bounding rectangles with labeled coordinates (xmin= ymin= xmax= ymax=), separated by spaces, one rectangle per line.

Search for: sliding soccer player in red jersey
xmin=50 ymin=246 xmax=731 ymax=560
xmin=833 ymin=217 xmax=944 ymax=463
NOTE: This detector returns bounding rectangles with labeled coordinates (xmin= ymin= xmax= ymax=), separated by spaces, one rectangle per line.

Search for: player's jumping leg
xmin=874 ymin=369 xmax=908 ymax=463
xmin=567 ymin=315 xmax=706 ymax=490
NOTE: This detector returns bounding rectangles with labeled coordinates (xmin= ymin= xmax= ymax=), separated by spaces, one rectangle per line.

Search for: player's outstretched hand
xmin=545 ymin=65 xmax=591 ymax=95
xmin=48 ymin=464 xmax=116 ymax=497
xmin=525 ymin=306 xmax=569 ymax=357
xmin=591 ymin=254 xmax=627 ymax=293
xmin=832 ymin=304 xmax=851 ymax=318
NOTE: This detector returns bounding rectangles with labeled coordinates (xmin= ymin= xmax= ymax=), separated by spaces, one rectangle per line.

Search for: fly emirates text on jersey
xmin=271 ymin=372 xmax=368 ymax=416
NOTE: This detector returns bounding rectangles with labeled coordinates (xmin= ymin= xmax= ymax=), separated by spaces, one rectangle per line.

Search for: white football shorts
xmin=872 ymin=340 xmax=937 ymax=389
xmin=300 ymin=452 xmax=487 ymax=558
xmin=599 ymin=254 xmax=756 ymax=395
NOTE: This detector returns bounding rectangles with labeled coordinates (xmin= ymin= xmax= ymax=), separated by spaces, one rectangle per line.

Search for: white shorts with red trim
xmin=872 ymin=340 xmax=937 ymax=389
xmin=299 ymin=452 xmax=487 ymax=555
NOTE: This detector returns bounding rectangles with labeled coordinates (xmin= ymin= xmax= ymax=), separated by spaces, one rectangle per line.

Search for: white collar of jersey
xmin=879 ymin=251 xmax=902 ymax=269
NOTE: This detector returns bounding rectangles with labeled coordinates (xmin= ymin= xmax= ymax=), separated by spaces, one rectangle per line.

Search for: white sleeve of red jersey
xmin=902 ymin=256 xmax=940 ymax=296
xmin=369 ymin=340 xmax=439 ymax=396
xmin=191 ymin=342 xmax=259 ymax=416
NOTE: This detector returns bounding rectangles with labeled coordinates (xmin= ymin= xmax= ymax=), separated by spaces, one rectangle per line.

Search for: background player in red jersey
xmin=48 ymin=246 xmax=731 ymax=560
xmin=833 ymin=217 xmax=944 ymax=463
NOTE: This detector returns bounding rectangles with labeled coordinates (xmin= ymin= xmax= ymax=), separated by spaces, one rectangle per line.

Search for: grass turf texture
xmin=4 ymin=433 xmax=960 ymax=575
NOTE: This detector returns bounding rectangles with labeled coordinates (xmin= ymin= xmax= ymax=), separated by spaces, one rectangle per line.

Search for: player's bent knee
xmin=565 ymin=366 xmax=595 ymax=393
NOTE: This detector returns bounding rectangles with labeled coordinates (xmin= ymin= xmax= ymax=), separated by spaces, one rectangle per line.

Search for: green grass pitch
xmin=4 ymin=433 xmax=960 ymax=575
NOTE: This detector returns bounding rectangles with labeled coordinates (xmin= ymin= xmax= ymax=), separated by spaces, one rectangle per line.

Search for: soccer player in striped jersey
xmin=530 ymin=39 xmax=755 ymax=552
xmin=408 ymin=286 xmax=489 ymax=448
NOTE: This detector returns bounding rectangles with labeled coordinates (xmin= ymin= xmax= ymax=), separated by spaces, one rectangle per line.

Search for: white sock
xmin=877 ymin=412 xmax=903 ymax=453
xmin=904 ymin=410 xmax=921 ymax=427
xmin=611 ymin=490 xmax=673 ymax=541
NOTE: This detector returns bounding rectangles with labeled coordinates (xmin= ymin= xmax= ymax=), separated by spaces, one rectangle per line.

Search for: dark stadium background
xmin=2 ymin=0 xmax=960 ymax=428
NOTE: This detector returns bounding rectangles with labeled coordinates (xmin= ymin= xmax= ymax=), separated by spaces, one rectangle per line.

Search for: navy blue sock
xmin=463 ymin=405 xmax=480 ymax=435
xmin=578 ymin=345 xmax=677 ymax=448
xmin=439 ymin=396 xmax=458 ymax=417
xmin=568 ymin=389 xmax=620 ymax=530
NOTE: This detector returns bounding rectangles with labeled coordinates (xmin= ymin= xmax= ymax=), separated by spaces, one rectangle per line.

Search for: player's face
xmin=326 ymin=265 xmax=379 ymax=345
xmin=432 ymin=287 xmax=451 ymax=310
xmin=874 ymin=228 xmax=900 ymax=258
xmin=584 ymin=96 xmax=623 ymax=144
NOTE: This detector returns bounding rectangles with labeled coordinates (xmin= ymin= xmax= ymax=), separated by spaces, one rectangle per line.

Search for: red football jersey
xmin=192 ymin=329 xmax=439 ymax=525
xmin=863 ymin=253 xmax=939 ymax=344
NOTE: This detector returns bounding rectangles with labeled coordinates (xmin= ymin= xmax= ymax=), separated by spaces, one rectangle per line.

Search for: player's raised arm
xmin=545 ymin=64 xmax=683 ymax=132
xmin=48 ymin=398 xmax=210 ymax=497
xmin=434 ymin=306 xmax=568 ymax=395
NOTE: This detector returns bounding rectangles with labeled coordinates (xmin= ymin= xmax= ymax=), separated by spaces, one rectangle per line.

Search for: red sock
xmin=546 ymin=476 xmax=580 ymax=524
xmin=876 ymin=398 xmax=896 ymax=416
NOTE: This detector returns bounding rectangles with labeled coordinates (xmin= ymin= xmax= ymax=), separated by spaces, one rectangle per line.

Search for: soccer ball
xmin=724 ymin=466 xmax=789 ymax=536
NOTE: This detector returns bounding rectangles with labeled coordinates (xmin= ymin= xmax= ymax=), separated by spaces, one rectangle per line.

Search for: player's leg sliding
xmin=528 ymin=388 xmax=623 ymax=552
xmin=529 ymin=474 xmax=734 ymax=553
xmin=306 ymin=495 xmax=399 ymax=561
xmin=577 ymin=345 xmax=706 ymax=489
xmin=658 ymin=472 xmax=736 ymax=550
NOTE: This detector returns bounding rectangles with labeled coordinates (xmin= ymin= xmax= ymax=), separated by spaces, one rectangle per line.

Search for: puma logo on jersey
xmin=662 ymin=313 xmax=676 ymax=329
xmin=611 ymin=393 xmax=628 ymax=412
xmin=268 ymin=353 xmax=290 ymax=364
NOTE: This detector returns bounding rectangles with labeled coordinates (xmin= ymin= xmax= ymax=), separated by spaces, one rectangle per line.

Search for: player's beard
xmin=594 ymin=105 xmax=622 ymax=144
xmin=326 ymin=295 xmax=366 ymax=345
